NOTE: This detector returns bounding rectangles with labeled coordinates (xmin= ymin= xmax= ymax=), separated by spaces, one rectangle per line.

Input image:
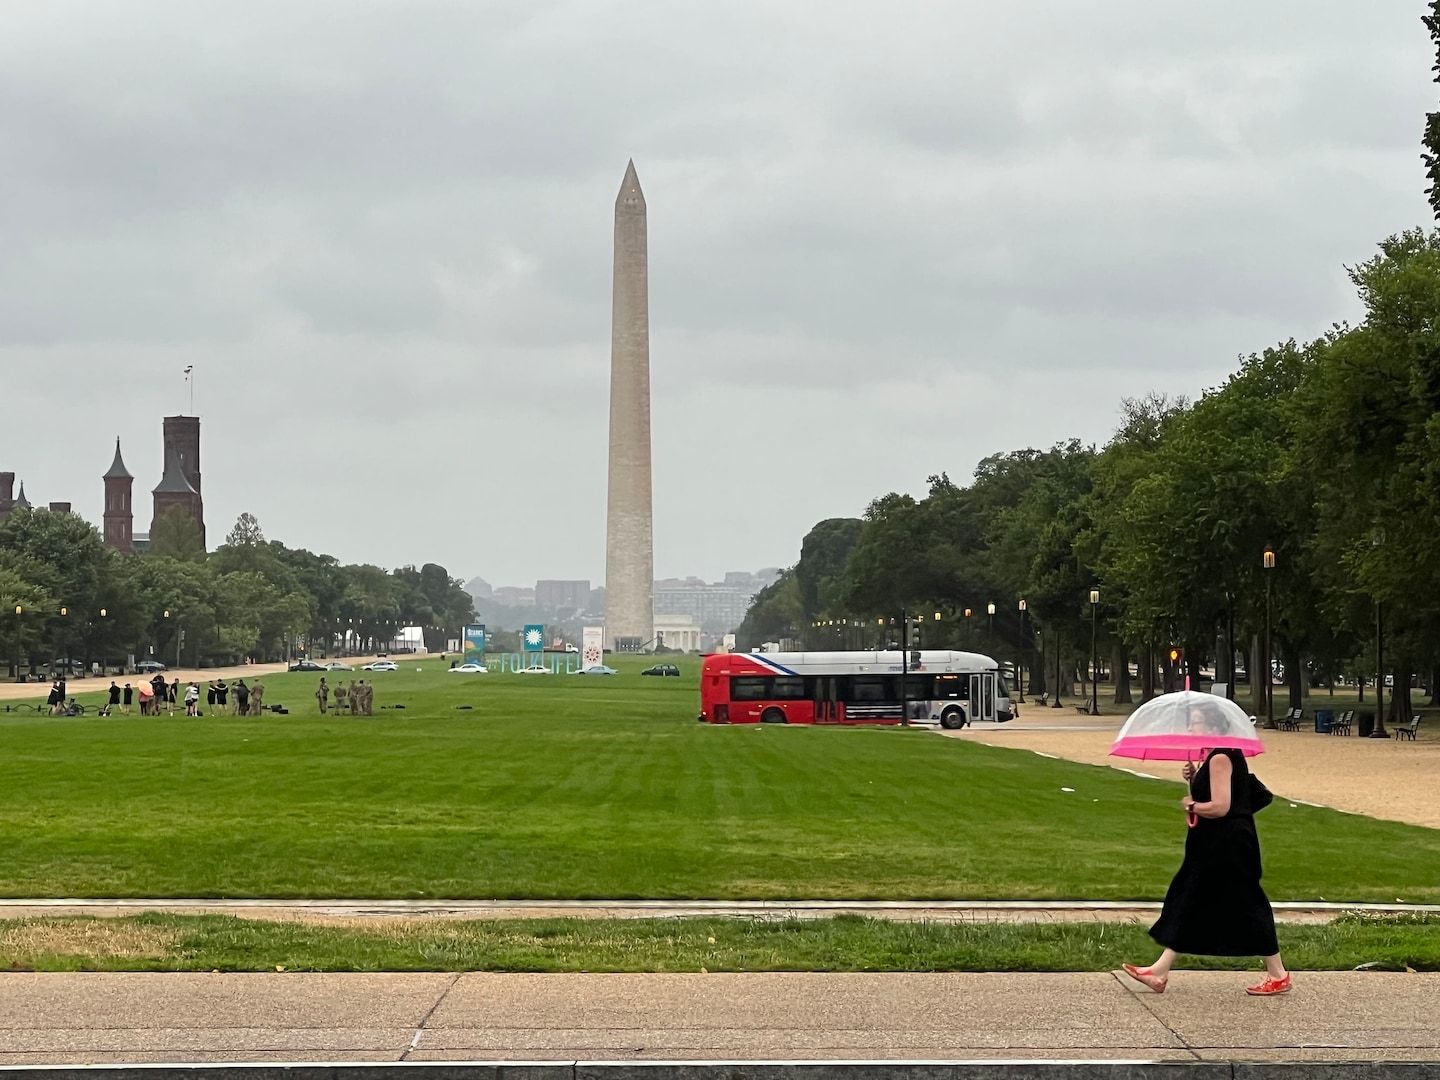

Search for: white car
xmin=518 ymin=664 xmax=551 ymax=675
xmin=448 ymin=662 xmax=488 ymax=674
xmin=326 ymin=662 xmax=353 ymax=671
xmin=362 ymin=661 xmax=398 ymax=672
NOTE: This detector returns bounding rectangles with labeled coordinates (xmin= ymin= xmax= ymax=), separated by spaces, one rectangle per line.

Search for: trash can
xmin=1358 ymin=711 xmax=1375 ymax=739
xmin=1315 ymin=708 xmax=1333 ymax=734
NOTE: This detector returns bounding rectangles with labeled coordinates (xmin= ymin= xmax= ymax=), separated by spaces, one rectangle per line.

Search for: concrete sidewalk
xmin=0 ymin=971 xmax=1433 ymax=1065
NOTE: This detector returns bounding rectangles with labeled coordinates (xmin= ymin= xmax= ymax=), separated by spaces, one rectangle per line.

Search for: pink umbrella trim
xmin=1110 ymin=733 xmax=1265 ymax=761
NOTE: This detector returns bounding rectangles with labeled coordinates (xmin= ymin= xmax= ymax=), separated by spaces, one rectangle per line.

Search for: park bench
xmin=1278 ymin=707 xmax=1303 ymax=731
xmin=1034 ymin=693 xmax=1049 ymax=706
xmin=1392 ymin=715 xmax=1423 ymax=742
xmin=1074 ymin=694 xmax=1095 ymax=714
xmin=1329 ymin=710 xmax=1354 ymax=736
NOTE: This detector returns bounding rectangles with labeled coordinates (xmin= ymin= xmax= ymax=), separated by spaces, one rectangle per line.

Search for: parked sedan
xmin=576 ymin=664 xmax=618 ymax=676
xmin=362 ymin=660 xmax=398 ymax=672
xmin=641 ymin=664 xmax=681 ymax=677
xmin=518 ymin=664 xmax=552 ymax=675
xmin=325 ymin=662 xmax=353 ymax=672
xmin=448 ymin=662 xmax=488 ymax=674
xmin=136 ymin=660 xmax=168 ymax=674
xmin=289 ymin=659 xmax=325 ymax=672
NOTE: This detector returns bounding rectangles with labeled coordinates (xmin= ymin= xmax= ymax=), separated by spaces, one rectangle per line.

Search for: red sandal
xmin=1122 ymin=963 xmax=1168 ymax=994
xmin=1245 ymin=973 xmax=1292 ymax=996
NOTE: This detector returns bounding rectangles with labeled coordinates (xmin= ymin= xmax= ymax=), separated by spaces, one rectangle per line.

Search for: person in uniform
xmin=107 ymin=681 xmax=121 ymax=714
xmin=122 ymin=683 xmax=134 ymax=715
xmin=216 ymin=679 xmax=229 ymax=714
xmin=235 ymin=679 xmax=250 ymax=717
xmin=250 ymin=679 xmax=265 ymax=716
xmin=316 ymin=677 xmax=329 ymax=714
xmin=334 ymin=681 xmax=349 ymax=716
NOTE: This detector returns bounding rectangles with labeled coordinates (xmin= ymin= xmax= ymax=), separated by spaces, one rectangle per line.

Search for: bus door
xmin=814 ymin=676 xmax=842 ymax=723
xmin=970 ymin=673 xmax=997 ymax=722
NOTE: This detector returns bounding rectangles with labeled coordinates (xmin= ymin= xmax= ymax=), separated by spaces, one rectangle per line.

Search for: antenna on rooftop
xmin=183 ymin=365 xmax=195 ymax=415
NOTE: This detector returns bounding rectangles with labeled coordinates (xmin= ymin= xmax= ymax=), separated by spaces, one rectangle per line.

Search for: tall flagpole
xmin=183 ymin=365 xmax=194 ymax=415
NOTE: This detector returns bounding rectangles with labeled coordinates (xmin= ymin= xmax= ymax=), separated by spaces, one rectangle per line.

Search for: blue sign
xmin=523 ymin=624 xmax=545 ymax=652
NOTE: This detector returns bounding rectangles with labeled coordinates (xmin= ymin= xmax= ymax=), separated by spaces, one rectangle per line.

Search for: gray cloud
xmin=0 ymin=0 xmax=1432 ymax=585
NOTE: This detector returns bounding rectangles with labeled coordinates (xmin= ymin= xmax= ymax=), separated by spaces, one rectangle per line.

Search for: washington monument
xmin=604 ymin=160 xmax=654 ymax=651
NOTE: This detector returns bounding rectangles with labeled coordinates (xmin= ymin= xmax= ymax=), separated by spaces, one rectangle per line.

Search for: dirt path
xmin=949 ymin=712 xmax=1440 ymax=830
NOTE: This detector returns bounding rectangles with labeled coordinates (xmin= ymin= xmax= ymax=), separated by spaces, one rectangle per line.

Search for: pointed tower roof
xmin=615 ymin=158 xmax=645 ymax=211
xmin=152 ymin=445 xmax=198 ymax=495
xmin=14 ymin=482 xmax=30 ymax=508
xmin=103 ymin=438 xmax=133 ymax=481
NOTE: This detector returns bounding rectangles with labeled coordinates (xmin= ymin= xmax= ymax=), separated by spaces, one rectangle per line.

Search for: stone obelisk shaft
xmin=604 ymin=160 xmax=654 ymax=651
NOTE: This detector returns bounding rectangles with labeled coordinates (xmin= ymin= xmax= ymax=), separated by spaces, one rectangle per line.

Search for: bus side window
xmin=732 ymin=677 xmax=768 ymax=700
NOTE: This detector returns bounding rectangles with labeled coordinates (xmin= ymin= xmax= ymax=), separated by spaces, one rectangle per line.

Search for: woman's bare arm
xmin=1186 ymin=754 xmax=1233 ymax=818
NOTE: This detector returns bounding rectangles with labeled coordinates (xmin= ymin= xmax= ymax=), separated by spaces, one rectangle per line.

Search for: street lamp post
xmin=1088 ymin=589 xmax=1100 ymax=716
xmin=986 ymin=603 xmax=995 ymax=656
xmin=11 ymin=605 xmax=21 ymax=683
xmin=1371 ymin=530 xmax=1389 ymax=739
xmin=1262 ymin=548 xmax=1275 ymax=729
xmin=1016 ymin=599 xmax=1027 ymax=702
xmin=1052 ymin=626 xmax=1062 ymax=709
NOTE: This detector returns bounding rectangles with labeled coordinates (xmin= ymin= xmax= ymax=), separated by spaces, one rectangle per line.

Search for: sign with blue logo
xmin=523 ymin=624 xmax=545 ymax=653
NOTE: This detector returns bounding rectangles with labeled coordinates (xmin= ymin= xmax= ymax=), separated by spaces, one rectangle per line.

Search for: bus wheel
xmin=760 ymin=707 xmax=787 ymax=725
xmin=940 ymin=707 xmax=966 ymax=730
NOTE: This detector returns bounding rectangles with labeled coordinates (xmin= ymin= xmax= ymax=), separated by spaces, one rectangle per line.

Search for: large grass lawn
xmin=1 ymin=656 xmax=1436 ymax=901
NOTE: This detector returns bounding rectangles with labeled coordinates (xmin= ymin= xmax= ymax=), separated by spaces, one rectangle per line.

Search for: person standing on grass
xmin=169 ymin=678 xmax=180 ymax=716
xmin=316 ymin=677 xmax=329 ymax=714
xmin=250 ymin=678 xmax=265 ymax=715
xmin=107 ymin=681 xmax=121 ymax=713
xmin=1124 ymin=714 xmax=1291 ymax=997
xmin=334 ymin=681 xmax=349 ymax=716
xmin=184 ymin=682 xmax=200 ymax=716
xmin=122 ymin=682 xmax=133 ymax=715
xmin=216 ymin=679 xmax=229 ymax=715
xmin=235 ymin=679 xmax=250 ymax=717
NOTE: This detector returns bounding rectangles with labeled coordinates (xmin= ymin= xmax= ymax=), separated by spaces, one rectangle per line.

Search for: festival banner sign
xmin=523 ymin=624 xmax=546 ymax=653
xmin=582 ymin=626 xmax=604 ymax=669
xmin=463 ymin=624 xmax=487 ymax=663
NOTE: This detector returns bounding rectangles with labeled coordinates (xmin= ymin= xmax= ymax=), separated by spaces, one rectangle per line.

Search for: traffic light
xmin=1168 ymin=647 xmax=1184 ymax=666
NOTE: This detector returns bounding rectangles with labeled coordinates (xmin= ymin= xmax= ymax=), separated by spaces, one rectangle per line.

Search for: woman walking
xmin=1124 ymin=721 xmax=1291 ymax=997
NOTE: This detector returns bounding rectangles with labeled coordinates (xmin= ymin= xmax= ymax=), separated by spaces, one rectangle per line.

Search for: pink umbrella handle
xmin=1186 ymin=810 xmax=1199 ymax=828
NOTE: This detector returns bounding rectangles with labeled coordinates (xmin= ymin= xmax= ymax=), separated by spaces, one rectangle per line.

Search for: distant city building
xmin=466 ymin=577 xmax=493 ymax=600
xmin=653 ymin=567 xmax=782 ymax=634
xmin=654 ymin=613 xmax=702 ymax=653
xmin=492 ymin=586 xmax=536 ymax=608
xmin=535 ymin=579 xmax=591 ymax=614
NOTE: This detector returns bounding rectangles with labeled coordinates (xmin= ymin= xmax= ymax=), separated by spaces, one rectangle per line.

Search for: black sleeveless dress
xmin=1149 ymin=748 xmax=1279 ymax=956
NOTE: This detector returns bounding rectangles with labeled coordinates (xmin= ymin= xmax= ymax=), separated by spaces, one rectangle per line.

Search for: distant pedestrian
xmin=107 ymin=681 xmax=121 ymax=712
xmin=334 ymin=681 xmax=349 ymax=715
xmin=250 ymin=679 xmax=265 ymax=716
xmin=48 ymin=680 xmax=63 ymax=716
xmin=316 ymin=677 xmax=329 ymax=714
xmin=184 ymin=682 xmax=200 ymax=717
xmin=206 ymin=681 xmax=217 ymax=710
xmin=216 ymin=679 xmax=229 ymax=714
xmin=1124 ymin=713 xmax=1290 ymax=997
xmin=235 ymin=679 xmax=250 ymax=717
xmin=122 ymin=683 xmax=133 ymax=715
xmin=169 ymin=679 xmax=180 ymax=716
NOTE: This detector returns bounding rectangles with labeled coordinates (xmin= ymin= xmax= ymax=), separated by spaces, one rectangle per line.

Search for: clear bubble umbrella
xmin=1109 ymin=690 xmax=1265 ymax=762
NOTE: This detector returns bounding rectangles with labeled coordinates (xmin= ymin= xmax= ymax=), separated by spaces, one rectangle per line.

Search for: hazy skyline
xmin=2 ymin=2 xmax=1432 ymax=584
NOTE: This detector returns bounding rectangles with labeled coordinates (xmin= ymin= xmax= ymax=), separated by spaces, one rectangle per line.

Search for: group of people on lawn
xmin=315 ymin=676 xmax=374 ymax=715
xmin=99 ymin=675 xmax=268 ymax=717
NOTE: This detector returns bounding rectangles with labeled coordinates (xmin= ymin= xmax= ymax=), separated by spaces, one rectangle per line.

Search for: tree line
xmin=738 ymin=232 xmax=1440 ymax=725
xmin=0 ymin=509 xmax=475 ymax=675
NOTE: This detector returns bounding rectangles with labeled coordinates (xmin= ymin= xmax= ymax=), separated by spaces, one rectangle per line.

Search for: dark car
xmin=641 ymin=664 xmax=681 ymax=677
xmin=135 ymin=660 xmax=168 ymax=674
xmin=289 ymin=659 xmax=326 ymax=672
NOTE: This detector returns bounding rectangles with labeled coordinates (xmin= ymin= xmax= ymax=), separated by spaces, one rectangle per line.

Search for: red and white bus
xmin=698 ymin=649 xmax=1014 ymax=728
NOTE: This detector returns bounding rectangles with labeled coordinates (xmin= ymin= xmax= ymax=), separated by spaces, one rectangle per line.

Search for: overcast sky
xmin=2 ymin=1 xmax=1432 ymax=587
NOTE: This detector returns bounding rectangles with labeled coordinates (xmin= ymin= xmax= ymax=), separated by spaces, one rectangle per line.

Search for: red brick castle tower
xmin=102 ymin=438 xmax=135 ymax=553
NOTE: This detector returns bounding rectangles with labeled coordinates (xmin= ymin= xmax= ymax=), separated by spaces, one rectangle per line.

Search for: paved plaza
xmin=0 ymin=971 xmax=1433 ymax=1065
